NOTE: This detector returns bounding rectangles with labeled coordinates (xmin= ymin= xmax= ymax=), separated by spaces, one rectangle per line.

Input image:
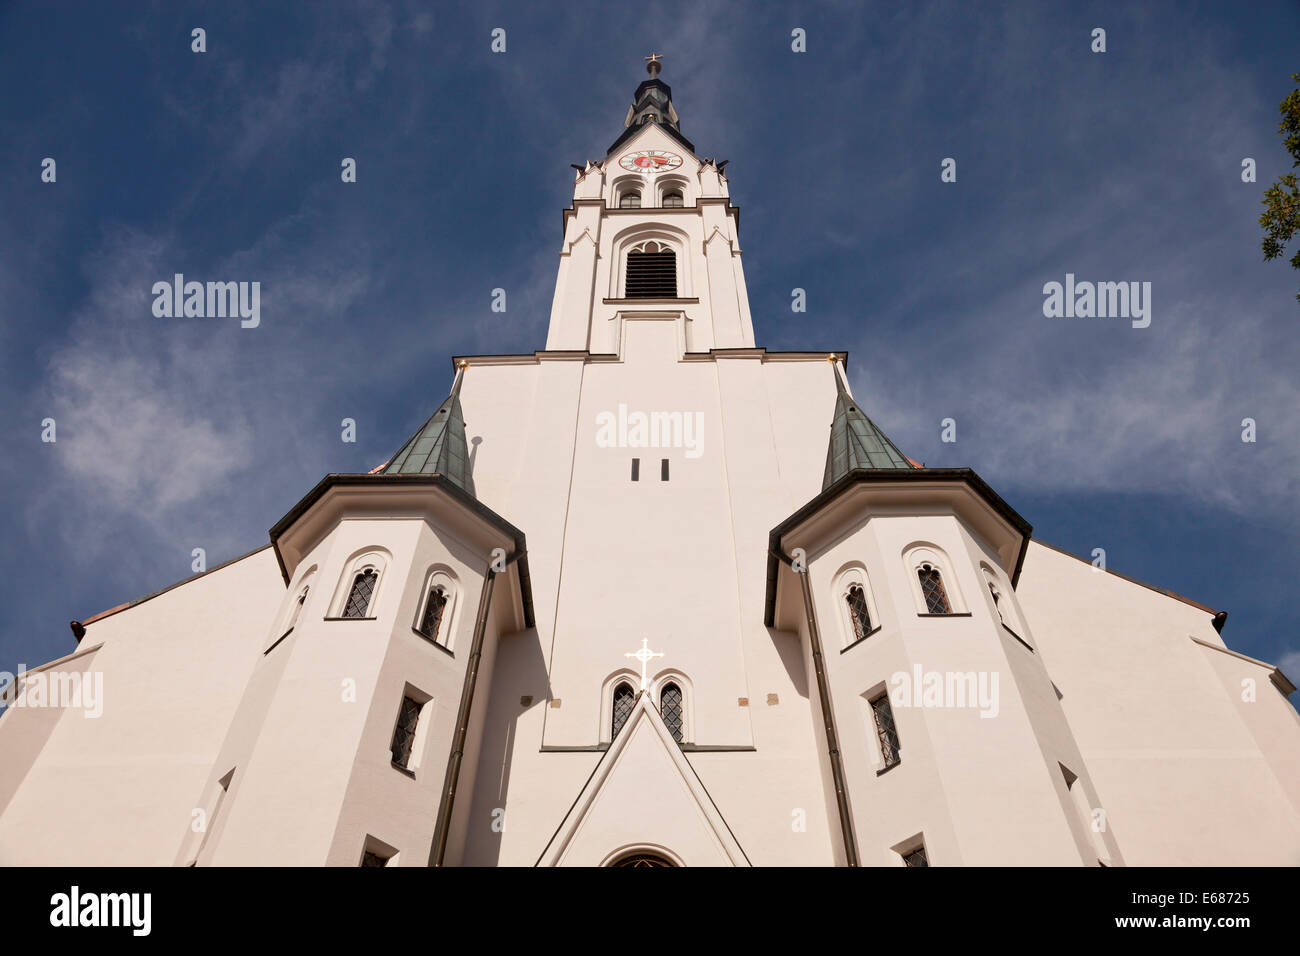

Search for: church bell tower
xmin=545 ymin=55 xmax=755 ymax=353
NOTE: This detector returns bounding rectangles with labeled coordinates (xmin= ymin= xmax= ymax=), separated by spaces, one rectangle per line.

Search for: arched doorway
xmin=609 ymin=852 xmax=676 ymax=867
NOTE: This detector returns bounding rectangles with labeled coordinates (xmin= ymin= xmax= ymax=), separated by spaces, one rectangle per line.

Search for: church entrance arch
xmin=609 ymin=852 xmax=676 ymax=867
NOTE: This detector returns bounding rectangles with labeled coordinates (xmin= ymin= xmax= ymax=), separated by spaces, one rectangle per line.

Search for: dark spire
xmin=609 ymin=54 xmax=694 ymax=154
xmin=382 ymin=362 xmax=476 ymax=496
xmin=822 ymin=357 xmax=914 ymax=490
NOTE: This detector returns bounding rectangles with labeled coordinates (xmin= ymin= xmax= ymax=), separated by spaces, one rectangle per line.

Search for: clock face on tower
xmin=619 ymin=149 xmax=683 ymax=173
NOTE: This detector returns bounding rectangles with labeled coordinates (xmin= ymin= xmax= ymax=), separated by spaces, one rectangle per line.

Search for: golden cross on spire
xmin=644 ymin=52 xmax=663 ymax=77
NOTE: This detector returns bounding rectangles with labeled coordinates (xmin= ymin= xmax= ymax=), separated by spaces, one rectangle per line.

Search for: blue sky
xmin=1 ymin=0 xmax=1297 ymax=688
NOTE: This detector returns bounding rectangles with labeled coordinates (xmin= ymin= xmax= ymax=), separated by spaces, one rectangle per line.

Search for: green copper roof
xmin=822 ymin=363 xmax=913 ymax=490
xmin=382 ymin=367 xmax=476 ymax=496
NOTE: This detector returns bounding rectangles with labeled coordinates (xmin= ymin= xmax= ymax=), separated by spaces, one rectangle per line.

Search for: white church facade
xmin=2 ymin=59 xmax=1298 ymax=867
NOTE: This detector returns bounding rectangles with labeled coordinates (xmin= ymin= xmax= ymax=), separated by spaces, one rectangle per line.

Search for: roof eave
xmin=763 ymin=468 xmax=1033 ymax=627
xmin=268 ymin=473 xmax=535 ymax=629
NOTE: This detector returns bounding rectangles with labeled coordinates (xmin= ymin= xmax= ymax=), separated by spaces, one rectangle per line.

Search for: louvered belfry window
xmin=611 ymin=683 xmax=635 ymax=738
xmin=845 ymin=584 xmax=872 ymax=641
xmin=918 ymin=564 xmax=951 ymax=614
xmin=419 ymin=587 xmax=447 ymax=643
xmin=343 ymin=569 xmax=377 ymax=618
xmin=625 ymin=241 xmax=677 ymax=298
xmin=871 ymin=693 xmax=901 ymax=769
xmin=660 ymin=683 xmax=684 ymax=744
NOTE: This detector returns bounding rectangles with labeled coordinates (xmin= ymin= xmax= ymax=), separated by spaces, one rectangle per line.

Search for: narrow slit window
xmin=390 ymin=696 xmax=422 ymax=769
xmin=631 ymin=458 xmax=640 ymax=481
xmin=611 ymin=682 xmax=635 ymax=738
xmin=987 ymin=580 xmax=1019 ymax=632
xmin=418 ymin=587 xmax=448 ymax=643
xmin=845 ymin=583 xmax=872 ymax=642
xmin=660 ymin=458 xmax=669 ymax=481
xmin=870 ymin=692 xmax=901 ymax=770
xmin=343 ymin=569 xmax=378 ymax=618
xmin=918 ymin=564 xmax=951 ymax=614
xmin=288 ymin=588 xmax=308 ymax=631
xmin=660 ymin=683 xmax=684 ymax=744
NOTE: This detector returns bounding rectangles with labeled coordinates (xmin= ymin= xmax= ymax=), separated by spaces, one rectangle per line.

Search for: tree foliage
xmin=1260 ymin=73 xmax=1300 ymax=303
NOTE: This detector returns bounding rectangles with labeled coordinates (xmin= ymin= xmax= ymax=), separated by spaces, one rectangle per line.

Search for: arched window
xmin=987 ymin=578 xmax=1006 ymax=626
xmin=660 ymin=682 xmax=684 ymax=744
xmin=611 ymin=682 xmax=635 ymax=738
xmin=288 ymin=588 xmax=309 ymax=631
xmin=982 ymin=564 xmax=1031 ymax=648
xmin=418 ymin=586 xmax=448 ymax=643
xmin=845 ymin=584 xmax=873 ymax=642
xmin=834 ymin=566 xmax=880 ymax=649
xmin=267 ymin=569 xmax=316 ymax=654
xmin=343 ymin=569 xmax=378 ymax=618
xmin=619 ymin=190 xmax=641 ymax=209
xmin=917 ymin=564 xmax=951 ymax=615
xmin=412 ymin=569 xmax=458 ymax=649
xmin=611 ymin=852 xmax=674 ymax=867
xmin=625 ymin=239 xmax=676 ymax=298
xmin=663 ymin=191 xmax=683 ymax=208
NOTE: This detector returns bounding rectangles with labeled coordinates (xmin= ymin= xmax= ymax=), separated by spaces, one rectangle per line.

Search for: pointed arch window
xmin=983 ymin=565 xmax=1032 ymax=649
xmin=663 ymin=191 xmax=683 ymax=208
xmin=268 ymin=571 xmax=314 ymax=654
xmin=845 ymin=584 xmax=873 ymax=642
xmin=611 ymin=682 xmax=635 ymax=738
xmin=625 ymin=240 xmax=676 ymax=298
xmin=835 ymin=568 xmax=880 ymax=649
xmin=619 ymin=190 xmax=641 ymax=209
xmin=289 ymin=588 xmax=308 ymax=629
xmin=917 ymin=564 xmax=951 ymax=615
xmin=418 ymin=586 xmax=448 ymax=643
xmin=343 ymin=569 xmax=378 ymax=618
xmin=660 ymin=682 xmax=684 ymax=744
xmin=987 ymin=580 xmax=1006 ymax=625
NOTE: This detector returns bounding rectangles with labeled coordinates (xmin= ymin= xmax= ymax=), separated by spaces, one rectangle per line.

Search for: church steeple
xmin=381 ymin=363 xmax=476 ymax=496
xmin=822 ymin=358 xmax=914 ymax=489
xmin=609 ymin=53 xmax=694 ymax=154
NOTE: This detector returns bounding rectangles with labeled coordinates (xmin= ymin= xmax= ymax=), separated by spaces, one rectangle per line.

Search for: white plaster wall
xmin=457 ymin=330 xmax=843 ymax=865
xmin=0 ymin=547 xmax=284 ymax=865
xmin=804 ymin=514 xmax=1093 ymax=866
xmin=1016 ymin=541 xmax=1300 ymax=865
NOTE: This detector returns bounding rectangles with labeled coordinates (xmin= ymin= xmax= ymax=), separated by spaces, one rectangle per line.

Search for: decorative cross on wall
xmin=624 ymin=638 xmax=664 ymax=693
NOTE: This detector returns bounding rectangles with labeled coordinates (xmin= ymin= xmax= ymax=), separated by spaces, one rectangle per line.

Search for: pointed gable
xmin=535 ymin=692 xmax=750 ymax=867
